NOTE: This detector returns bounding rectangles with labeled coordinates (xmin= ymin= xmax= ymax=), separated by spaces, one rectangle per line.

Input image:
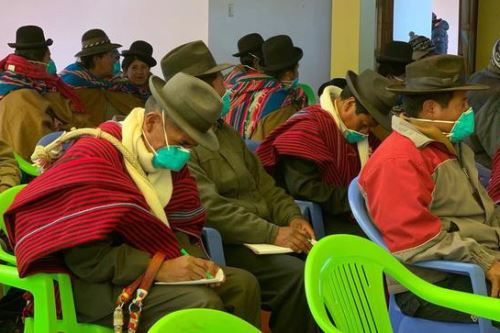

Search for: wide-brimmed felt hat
xmin=8 ymin=25 xmax=53 ymax=49
xmin=161 ymin=40 xmax=233 ymax=81
xmin=261 ymin=35 xmax=303 ymax=72
xmin=377 ymin=41 xmax=413 ymax=64
xmin=149 ymin=73 xmax=221 ymax=151
xmin=232 ymin=33 xmax=264 ymax=57
xmin=346 ymin=69 xmax=397 ymax=130
xmin=121 ymin=40 xmax=157 ymax=67
xmin=75 ymin=29 xmax=121 ymax=58
xmin=387 ymin=55 xmax=489 ymax=95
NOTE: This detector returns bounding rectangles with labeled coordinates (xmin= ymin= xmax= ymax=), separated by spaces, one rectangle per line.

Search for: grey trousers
xmin=93 ymin=266 xmax=261 ymax=333
xmin=224 ymin=244 xmax=319 ymax=333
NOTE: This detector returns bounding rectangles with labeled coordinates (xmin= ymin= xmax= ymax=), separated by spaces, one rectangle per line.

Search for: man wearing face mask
xmin=162 ymin=40 xmax=318 ymax=333
xmin=224 ymin=33 xmax=264 ymax=88
xmin=224 ymin=34 xmax=308 ymax=140
xmin=360 ymin=55 xmax=500 ymax=324
xmin=257 ymin=69 xmax=396 ymax=235
xmin=5 ymin=72 xmax=261 ymax=332
xmin=61 ymin=29 xmax=145 ymax=127
xmin=0 ymin=25 xmax=84 ymax=161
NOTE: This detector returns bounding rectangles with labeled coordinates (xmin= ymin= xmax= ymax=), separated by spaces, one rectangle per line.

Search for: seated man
xmin=489 ymin=147 xmax=500 ymax=204
xmin=0 ymin=25 xmax=83 ymax=160
xmin=61 ymin=29 xmax=145 ymax=127
xmin=224 ymin=33 xmax=264 ymax=88
xmin=224 ymin=34 xmax=308 ymax=140
xmin=360 ymin=55 xmax=500 ymax=324
xmin=161 ymin=40 xmax=318 ymax=333
xmin=466 ymin=39 xmax=500 ymax=168
xmin=257 ymin=69 xmax=395 ymax=235
xmin=5 ymin=73 xmax=260 ymax=332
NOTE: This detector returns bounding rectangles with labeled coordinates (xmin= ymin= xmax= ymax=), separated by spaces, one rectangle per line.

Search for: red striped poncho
xmin=257 ymin=105 xmax=377 ymax=187
xmin=5 ymin=122 xmax=205 ymax=277
xmin=488 ymin=147 xmax=500 ymax=204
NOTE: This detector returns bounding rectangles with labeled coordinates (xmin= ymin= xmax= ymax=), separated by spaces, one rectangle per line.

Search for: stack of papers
xmin=244 ymin=239 xmax=317 ymax=255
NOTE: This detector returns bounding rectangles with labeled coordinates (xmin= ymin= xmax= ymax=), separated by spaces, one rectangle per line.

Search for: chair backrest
xmin=476 ymin=162 xmax=491 ymax=188
xmin=202 ymin=227 xmax=226 ymax=266
xmin=305 ymin=235 xmax=500 ymax=333
xmin=0 ymin=185 xmax=26 ymax=235
xmin=347 ymin=177 xmax=388 ymax=249
xmin=245 ymin=139 xmax=261 ymax=154
xmin=295 ymin=200 xmax=325 ymax=239
xmin=148 ymin=308 xmax=261 ymax=333
xmin=13 ymin=153 xmax=40 ymax=179
xmin=299 ymin=83 xmax=317 ymax=105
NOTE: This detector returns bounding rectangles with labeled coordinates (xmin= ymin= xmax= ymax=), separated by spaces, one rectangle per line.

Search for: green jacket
xmin=189 ymin=122 xmax=302 ymax=244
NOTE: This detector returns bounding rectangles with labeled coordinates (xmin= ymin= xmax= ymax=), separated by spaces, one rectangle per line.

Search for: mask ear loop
xmin=161 ymin=110 xmax=171 ymax=148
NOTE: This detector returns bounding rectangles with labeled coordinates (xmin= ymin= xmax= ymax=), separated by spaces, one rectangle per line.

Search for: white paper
xmin=155 ymin=268 xmax=225 ymax=286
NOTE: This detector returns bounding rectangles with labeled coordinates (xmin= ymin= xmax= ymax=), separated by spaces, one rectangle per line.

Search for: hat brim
xmin=197 ymin=63 xmax=235 ymax=77
xmin=232 ymin=47 xmax=260 ymax=57
xmin=386 ymin=83 xmax=490 ymax=95
xmin=8 ymin=38 xmax=53 ymax=49
xmin=121 ymin=50 xmax=157 ymax=67
xmin=75 ymin=43 xmax=122 ymax=58
xmin=261 ymin=47 xmax=303 ymax=72
xmin=376 ymin=54 xmax=412 ymax=64
xmin=346 ymin=70 xmax=392 ymax=131
xmin=149 ymin=76 xmax=219 ymax=151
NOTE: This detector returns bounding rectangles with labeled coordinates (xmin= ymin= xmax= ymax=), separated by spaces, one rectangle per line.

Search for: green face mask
xmin=344 ymin=129 xmax=369 ymax=144
xmin=47 ymin=59 xmax=57 ymax=75
xmin=220 ymin=89 xmax=232 ymax=118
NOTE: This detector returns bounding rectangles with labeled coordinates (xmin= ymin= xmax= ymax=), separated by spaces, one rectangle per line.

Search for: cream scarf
xmin=319 ymin=86 xmax=370 ymax=167
xmin=122 ymin=108 xmax=173 ymax=226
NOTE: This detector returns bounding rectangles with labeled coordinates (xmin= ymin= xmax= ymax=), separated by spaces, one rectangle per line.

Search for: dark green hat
xmin=8 ymin=25 xmax=52 ymax=49
xmin=75 ymin=29 xmax=121 ymax=58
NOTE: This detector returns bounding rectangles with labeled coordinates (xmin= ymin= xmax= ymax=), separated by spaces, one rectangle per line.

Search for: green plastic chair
xmin=14 ymin=153 xmax=41 ymax=178
xmin=0 ymin=185 xmax=112 ymax=333
xmin=305 ymin=235 xmax=500 ymax=333
xmin=148 ymin=308 xmax=261 ymax=333
xmin=299 ymin=83 xmax=317 ymax=105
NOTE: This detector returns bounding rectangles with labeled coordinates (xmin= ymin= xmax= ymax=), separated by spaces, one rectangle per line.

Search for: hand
xmin=155 ymin=255 xmax=220 ymax=284
xmin=274 ymin=225 xmax=312 ymax=254
xmin=289 ymin=218 xmax=316 ymax=241
xmin=487 ymin=262 xmax=500 ymax=297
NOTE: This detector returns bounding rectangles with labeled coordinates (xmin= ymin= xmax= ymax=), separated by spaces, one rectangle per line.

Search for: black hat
xmin=261 ymin=35 xmax=303 ymax=72
xmin=8 ymin=25 xmax=53 ymax=50
xmin=376 ymin=41 xmax=413 ymax=64
xmin=346 ymin=69 xmax=397 ymax=131
xmin=121 ymin=40 xmax=157 ymax=68
xmin=75 ymin=29 xmax=121 ymax=58
xmin=232 ymin=33 xmax=264 ymax=57
xmin=387 ymin=55 xmax=489 ymax=94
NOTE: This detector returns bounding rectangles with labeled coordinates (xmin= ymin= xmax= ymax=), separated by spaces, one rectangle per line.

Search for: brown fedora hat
xmin=75 ymin=29 xmax=121 ymax=58
xmin=346 ymin=69 xmax=397 ymax=130
xmin=232 ymin=33 xmax=264 ymax=57
xmin=387 ymin=55 xmax=489 ymax=94
xmin=261 ymin=35 xmax=303 ymax=72
xmin=8 ymin=25 xmax=53 ymax=49
xmin=376 ymin=41 xmax=413 ymax=64
xmin=149 ymin=73 xmax=221 ymax=151
xmin=161 ymin=40 xmax=233 ymax=81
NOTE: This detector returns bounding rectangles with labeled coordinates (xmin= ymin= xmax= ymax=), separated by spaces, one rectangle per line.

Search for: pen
xmin=180 ymin=248 xmax=214 ymax=279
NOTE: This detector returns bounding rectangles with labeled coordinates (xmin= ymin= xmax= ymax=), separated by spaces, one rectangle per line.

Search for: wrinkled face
xmin=94 ymin=51 xmax=115 ymax=78
xmin=142 ymin=111 xmax=197 ymax=151
xmin=338 ymin=97 xmax=378 ymax=134
xmin=420 ymin=90 xmax=469 ymax=132
xmin=125 ymin=59 xmax=150 ymax=86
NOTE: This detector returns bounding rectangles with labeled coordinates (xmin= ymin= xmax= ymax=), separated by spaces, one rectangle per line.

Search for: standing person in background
xmin=432 ymin=12 xmax=449 ymax=54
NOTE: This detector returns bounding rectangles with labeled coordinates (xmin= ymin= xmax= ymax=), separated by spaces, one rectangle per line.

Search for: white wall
xmin=393 ymin=0 xmax=432 ymax=42
xmin=208 ymin=0 xmax=332 ymax=94
xmin=0 ymin=0 xmax=209 ymax=76
xmin=432 ymin=0 xmax=459 ymax=54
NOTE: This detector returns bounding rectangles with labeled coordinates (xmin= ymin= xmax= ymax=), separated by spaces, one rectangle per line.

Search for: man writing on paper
xmin=5 ymin=73 xmax=260 ymax=332
xmin=160 ymin=40 xmax=318 ymax=333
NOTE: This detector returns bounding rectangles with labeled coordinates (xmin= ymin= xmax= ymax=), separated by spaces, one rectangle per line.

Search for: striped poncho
xmin=5 ymin=121 xmax=206 ymax=277
xmin=224 ymin=73 xmax=307 ymax=139
xmin=489 ymin=148 xmax=500 ymax=204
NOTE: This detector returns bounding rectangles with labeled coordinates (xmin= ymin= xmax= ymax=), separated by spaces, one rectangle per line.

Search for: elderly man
xmin=161 ymin=39 xmax=318 ymax=333
xmin=360 ymin=55 xmax=500 ymax=324
xmin=0 ymin=25 xmax=83 ymax=160
xmin=258 ymin=69 xmax=396 ymax=235
xmin=61 ymin=29 xmax=144 ymax=127
xmin=5 ymin=73 xmax=260 ymax=333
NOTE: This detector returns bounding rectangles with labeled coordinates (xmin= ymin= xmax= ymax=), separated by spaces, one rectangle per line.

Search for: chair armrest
xmin=0 ymin=249 xmax=16 ymax=266
xmin=202 ymin=227 xmax=226 ymax=266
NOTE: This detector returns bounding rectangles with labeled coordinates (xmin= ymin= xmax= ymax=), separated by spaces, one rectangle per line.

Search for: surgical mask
xmin=112 ymin=62 xmax=121 ymax=76
xmin=344 ymin=129 xmax=369 ymax=144
xmin=282 ymin=77 xmax=299 ymax=89
xmin=220 ymin=89 xmax=232 ymax=118
xmin=408 ymin=107 xmax=475 ymax=143
xmin=143 ymin=112 xmax=191 ymax=171
xmin=47 ymin=59 xmax=57 ymax=75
